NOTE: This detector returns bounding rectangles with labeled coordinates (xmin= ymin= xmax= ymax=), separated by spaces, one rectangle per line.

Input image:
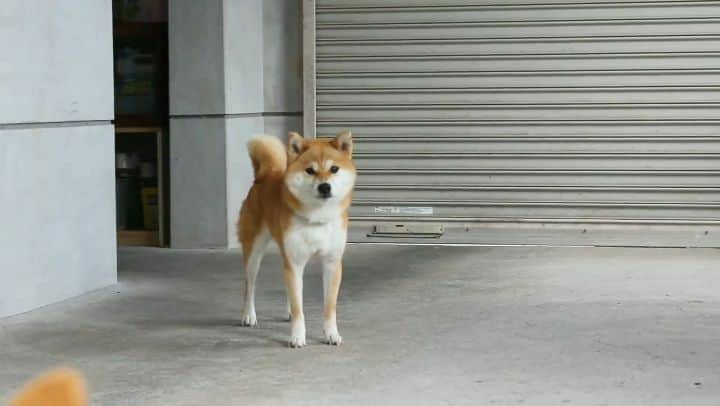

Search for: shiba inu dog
xmin=237 ymin=131 xmax=356 ymax=348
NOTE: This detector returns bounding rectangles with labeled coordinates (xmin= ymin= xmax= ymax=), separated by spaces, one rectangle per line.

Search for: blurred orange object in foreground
xmin=9 ymin=368 xmax=87 ymax=406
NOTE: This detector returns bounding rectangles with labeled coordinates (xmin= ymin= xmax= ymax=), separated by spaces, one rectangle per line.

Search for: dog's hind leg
xmin=240 ymin=229 xmax=270 ymax=327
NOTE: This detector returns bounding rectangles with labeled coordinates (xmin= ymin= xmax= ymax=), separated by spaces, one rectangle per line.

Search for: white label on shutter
xmin=373 ymin=206 xmax=434 ymax=215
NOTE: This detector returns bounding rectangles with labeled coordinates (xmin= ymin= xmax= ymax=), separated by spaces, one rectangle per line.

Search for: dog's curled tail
xmin=247 ymin=135 xmax=287 ymax=181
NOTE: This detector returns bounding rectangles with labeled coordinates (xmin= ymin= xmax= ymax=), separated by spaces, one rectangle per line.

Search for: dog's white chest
xmin=283 ymin=217 xmax=346 ymax=264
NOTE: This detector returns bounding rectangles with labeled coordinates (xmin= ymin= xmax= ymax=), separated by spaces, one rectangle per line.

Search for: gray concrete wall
xmin=262 ymin=0 xmax=304 ymax=136
xmin=224 ymin=0 xmax=264 ymax=115
xmin=169 ymin=118 xmax=228 ymax=248
xmin=262 ymin=0 xmax=303 ymax=114
xmin=0 ymin=1 xmax=116 ymax=317
xmin=168 ymin=0 xmax=225 ymax=116
xmin=0 ymin=2 xmax=115 ymax=124
xmin=225 ymin=116 xmax=264 ymax=248
xmin=169 ymin=0 xmax=303 ymax=249
xmin=261 ymin=0 xmax=304 ymax=144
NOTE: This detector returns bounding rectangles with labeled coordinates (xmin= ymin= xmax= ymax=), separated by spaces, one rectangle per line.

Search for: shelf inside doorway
xmin=115 ymin=126 xmax=166 ymax=247
xmin=118 ymin=230 xmax=161 ymax=247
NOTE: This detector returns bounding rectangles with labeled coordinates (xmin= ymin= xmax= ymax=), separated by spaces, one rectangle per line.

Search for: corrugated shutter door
xmin=311 ymin=0 xmax=720 ymax=247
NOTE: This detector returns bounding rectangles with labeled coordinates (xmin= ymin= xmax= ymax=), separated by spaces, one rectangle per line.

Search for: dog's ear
xmin=287 ymin=132 xmax=307 ymax=161
xmin=332 ymin=130 xmax=353 ymax=157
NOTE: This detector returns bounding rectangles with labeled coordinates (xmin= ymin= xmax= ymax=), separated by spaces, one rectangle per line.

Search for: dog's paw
xmin=288 ymin=320 xmax=306 ymax=348
xmin=288 ymin=334 xmax=306 ymax=348
xmin=324 ymin=330 xmax=343 ymax=346
xmin=239 ymin=312 xmax=257 ymax=327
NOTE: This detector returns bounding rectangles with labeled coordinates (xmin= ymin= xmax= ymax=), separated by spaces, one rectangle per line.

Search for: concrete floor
xmin=1 ymin=245 xmax=719 ymax=405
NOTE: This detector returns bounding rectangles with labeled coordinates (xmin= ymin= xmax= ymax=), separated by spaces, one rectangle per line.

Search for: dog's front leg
xmin=283 ymin=259 xmax=306 ymax=348
xmin=322 ymin=258 xmax=343 ymax=345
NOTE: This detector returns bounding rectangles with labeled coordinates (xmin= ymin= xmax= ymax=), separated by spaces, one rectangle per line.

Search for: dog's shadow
xmin=132 ymin=316 xmax=296 ymax=348
xmin=120 ymin=245 xmax=483 ymax=348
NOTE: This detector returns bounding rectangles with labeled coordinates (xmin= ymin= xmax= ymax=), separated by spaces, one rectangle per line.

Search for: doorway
xmin=112 ymin=0 xmax=169 ymax=247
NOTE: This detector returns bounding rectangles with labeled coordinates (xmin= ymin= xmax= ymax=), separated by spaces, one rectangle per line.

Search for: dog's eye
xmin=305 ymin=167 xmax=316 ymax=175
xmin=330 ymin=165 xmax=339 ymax=174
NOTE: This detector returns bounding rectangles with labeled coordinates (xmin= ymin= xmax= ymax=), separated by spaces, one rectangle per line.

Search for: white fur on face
xmin=285 ymin=170 xmax=316 ymax=207
xmin=326 ymin=163 xmax=356 ymax=203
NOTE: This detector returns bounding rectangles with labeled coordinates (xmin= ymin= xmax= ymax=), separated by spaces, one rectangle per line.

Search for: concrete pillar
xmin=0 ymin=1 xmax=117 ymax=317
xmin=262 ymin=0 xmax=303 ymax=136
xmin=169 ymin=0 xmax=302 ymax=249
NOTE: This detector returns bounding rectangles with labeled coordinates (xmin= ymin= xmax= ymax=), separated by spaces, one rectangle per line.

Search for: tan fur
xmin=283 ymin=262 xmax=304 ymax=320
xmin=10 ymin=369 xmax=87 ymax=406
xmin=324 ymin=262 xmax=343 ymax=320
xmin=237 ymin=131 xmax=356 ymax=346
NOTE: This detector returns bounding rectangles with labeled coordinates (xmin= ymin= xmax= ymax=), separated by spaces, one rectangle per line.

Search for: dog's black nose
xmin=318 ymin=183 xmax=332 ymax=197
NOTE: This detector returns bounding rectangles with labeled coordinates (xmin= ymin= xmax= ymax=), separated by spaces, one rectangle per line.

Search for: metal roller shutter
xmin=305 ymin=0 xmax=720 ymax=247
